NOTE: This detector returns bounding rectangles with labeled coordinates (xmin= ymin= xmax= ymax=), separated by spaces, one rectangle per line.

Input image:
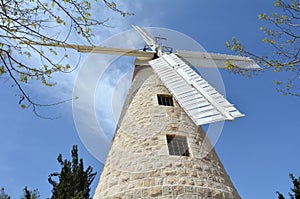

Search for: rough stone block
xmin=150 ymin=186 xmax=162 ymax=197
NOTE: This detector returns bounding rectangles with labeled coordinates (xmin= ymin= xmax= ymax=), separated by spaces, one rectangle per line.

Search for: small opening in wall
xmin=157 ymin=94 xmax=174 ymax=106
xmin=166 ymin=135 xmax=189 ymax=156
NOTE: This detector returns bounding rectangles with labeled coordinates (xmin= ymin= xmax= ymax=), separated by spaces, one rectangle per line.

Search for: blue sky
xmin=1 ymin=0 xmax=300 ymax=198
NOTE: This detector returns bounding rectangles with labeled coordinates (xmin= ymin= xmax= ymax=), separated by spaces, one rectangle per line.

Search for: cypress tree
xmin=48 ymin=145 xmax=96 ymax=199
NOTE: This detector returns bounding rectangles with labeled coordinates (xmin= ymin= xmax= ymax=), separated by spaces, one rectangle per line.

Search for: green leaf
xmin=274 ymin=1 xmax=280 ymax=7
xmin=49 ymin=48 xmax=58 ymax=55
xmin=77 ymin=27 xmax=82 ymax=34
xmin=42 ymin=79 xmax=49 ymax=86
xmin=42 ymin=78 xmax=56 ymax=87
xmin=20 ymin=104 xmax=27 ymax=109
xmin=225 ymin=40 xmax=230 ymax=48
xmin=258 ymin=13 xmax=267 ymax=20
xmin=54 ymin=65 xmax=61 ymax=71
xmin=24 ymin=51 xmax=32 ymax=59
xmin=56 ymin=16 xmax=63 ymax=24
xmin=85 ymin=12 xmax=91 ymax=20
xmin=110 ymin=2 xmax=116 ymax=8
xmin=262 ymin=38 xmax=269 ymax=43
xmin=46 ymin=70 xmax=52 ymax=75
xmin=31 ymin=23 xmax=36 ymax=29
xmin=0 ymin=66 xmax=5 ymax=76
xmin=226 ymin=61 xmax=235 ymax=69
xmin=63 ymin=64 xmax=71 ymax=72
xmin=20 ymin=74 xmax=28 ymax=83
xmin=84 ymin=1 xmax=91 ymax=9
xmin=274 ymin=79 xmax=282 ymax=85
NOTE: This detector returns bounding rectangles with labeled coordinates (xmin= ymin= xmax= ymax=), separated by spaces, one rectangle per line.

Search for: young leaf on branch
xmin=0 ymin=0 xmax=132 ymax=118
xmin=227 ymin=0 xmax=300 ymax=97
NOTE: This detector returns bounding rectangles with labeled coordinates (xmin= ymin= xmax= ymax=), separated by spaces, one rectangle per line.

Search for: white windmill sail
xmin=149 ymin=53 xmax=244 ymax=126
xmin=176 ymin=50 xmax=260 ymax=69
xmin=23 ymin=42 xmax=154 ymax=58
xmin=132 ymin=25 xmax=156 ymax=51
xmin=28 ymin=25 xmax=253 ymax=126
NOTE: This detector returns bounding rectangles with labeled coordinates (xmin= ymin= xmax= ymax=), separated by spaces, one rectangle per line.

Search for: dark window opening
xmin=166 ymin=135 xmax=189 ymax=156
xmin=157 ymin=94 xmax=174 ymax=106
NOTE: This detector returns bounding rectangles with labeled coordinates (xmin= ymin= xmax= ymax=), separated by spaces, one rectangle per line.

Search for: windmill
xmin=90 ymin=26 xmax=260 ymax=199
xmin=35 ymin=26 xmax=259 ymax=198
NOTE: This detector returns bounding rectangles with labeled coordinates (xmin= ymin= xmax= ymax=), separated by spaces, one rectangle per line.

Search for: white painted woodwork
xmin=176 ymin=50 xmax=261 ymax=69
xmin=24 ymin=42 xmax=155 ymax=58
xmin=149 ymin=53 xmax=245 ymax=126
xmin=132 ymin=25 xmax=156 ymax=51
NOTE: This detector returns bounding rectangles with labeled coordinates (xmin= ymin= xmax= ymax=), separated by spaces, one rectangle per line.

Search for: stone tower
xmin=93 ymin=62 xmax=241 ymax=198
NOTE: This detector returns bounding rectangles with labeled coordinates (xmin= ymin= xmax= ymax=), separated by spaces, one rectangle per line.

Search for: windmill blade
xmin=132 ymin=25 xmax=156 ymax=51
xmin=23 ymin=42 xmax=155 ymax=58
xmin=149 ymin=53 xmax=244 ymax=126
xmin=176 ymin=50 xmax=260 ymax=69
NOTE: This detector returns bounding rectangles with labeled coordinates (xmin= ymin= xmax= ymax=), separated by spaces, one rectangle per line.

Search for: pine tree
xmin=277 ymin=174 xmax=300 ymax=199
xmin=20 ymin=187 xmax=39 ymax=199
xmin=0 ymin=188 xmax=10 ymax=199
xmin=48 ymin=145 xmax=97 ymax=199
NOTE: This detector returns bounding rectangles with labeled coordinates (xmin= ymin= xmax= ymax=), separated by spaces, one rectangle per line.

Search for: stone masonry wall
xmin=93 ymin=65 xmax=241 ymax=199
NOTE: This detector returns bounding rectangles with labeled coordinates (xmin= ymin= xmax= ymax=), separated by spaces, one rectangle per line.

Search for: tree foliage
xmin=277 ymin=174 xmax=300 ymax=199
xmin=0 ymin=188 xmax=10 ymax=199
xmin=21 ymin=187 xmax=40 ymax=199
xmin=226 ymin=0 xmax=300 ymax=97
xmin=0 ymin=0 xmax=131 ymax=117
xmin=48 ymin=145 xmax=97 ymax=199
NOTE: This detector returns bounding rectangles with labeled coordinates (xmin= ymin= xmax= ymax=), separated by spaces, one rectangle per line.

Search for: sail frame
xmin=149 ymin=53 xmax=245 ymax=126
